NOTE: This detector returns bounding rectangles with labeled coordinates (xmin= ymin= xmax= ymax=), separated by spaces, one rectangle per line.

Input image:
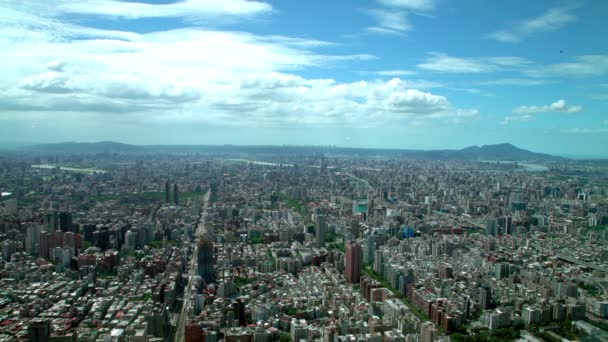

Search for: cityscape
xmin=0 ymin=142 xmax=607 ymax=341
xmin=2 ymin=0 xmax=608 ymax=341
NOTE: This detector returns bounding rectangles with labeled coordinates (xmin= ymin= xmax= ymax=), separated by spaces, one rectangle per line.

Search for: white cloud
xmin=377 ymin=0 xmax=437 ymax=12
xmin=500 ymin=115 xmax=534 ymax=125
xmin=367 ymin=9 xmax=411 ymax=31
xmin=374 ymin=70 xmax=416 ymax=76
xmin=365 ymin=26 xmax=406 ymax=36
xmin=417 ymin=53 xmax=529 ymax=73
xmin=486 ymin=6 xmax=577 ymax=43
xmin=513 ymin=99 xmax=582 ymax=114
xmin=485 ymin=31 xmax=520 ymax=43
xmin=365 ymin=0 xmax=436 ymax=36
xmin=535 ymin=55 xmax=608 ymax=78
xmin=478 ymin=78 xmax=546 ymax=86
xmin=57 ymin=0 xmax=273 ymax=20
xmin=0 ymin=4 xmax=475 ymax=128
xmin=417 ymin=53 xmax=492 ymax=73
xmin=522 ymin=7 xmax=576 ymax=33
xmin=365 ymin=8 xmax=411 ymax=35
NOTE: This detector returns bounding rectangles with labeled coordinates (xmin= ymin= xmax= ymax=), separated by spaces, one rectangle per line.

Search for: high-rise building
xmin=43 ymin=211 xmax=59 ymax=232
xmin=39 ymin=232 xmax=50 ymax=259
xmin=26 ymin=225 xmax=41 ymax=255
xmin=504 ymin=216 xmax=513 ymax=235
xmin=173 ymin=183 xmax=179 ymax=205
xmin=28 ymin=319 xmax=50 ymax=342
xmin=198 ymin=238 xmax=215 ymax=284
xmin=345 ymin=240 xmax=361 ymax=284
xmin=420 ymin=321 xmax=436 ymax=342
xmin=479 ymin=286 xmax=492 ymax=310
xmin=485 ymin=217 xmax=498 ymax=236
xmin=165 ymin=180 xmax=171 ymax=203
xmin=59 ymin=212 xmax=72 ymax=232
xmin=314 ymin=214 xmax=327 ymax=248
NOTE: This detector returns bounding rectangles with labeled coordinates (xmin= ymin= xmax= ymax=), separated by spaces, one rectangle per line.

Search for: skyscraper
xmin=485 ymin=217 xmax=498 ymax=236
xmin=173 ymin=183 xmax=179 ymax=205
xmin=198 ymin=238 xmax=215 ymax=284
xmin=28 ymin=319 xmax=50 ymax=342
xmin=345 ymin=240 xmax=361 ymax=284
xmin=59 ymin=212 xmax=72 ymax=232
xmin=165 ymin=180 xmax=170 ymax=203
xmin=315 ymin=214 xmax=327 ymax=248
xmin=504 ymin=216 xmax=513 ymax=235
xmin=479 ymin=286 xmax=492 ymax=310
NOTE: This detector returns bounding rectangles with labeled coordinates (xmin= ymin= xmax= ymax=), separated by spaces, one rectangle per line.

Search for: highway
xmin=175 ymin=190 xmax=210 ymax=342
xmin=532 ymin=243 xmax=608 ymax=273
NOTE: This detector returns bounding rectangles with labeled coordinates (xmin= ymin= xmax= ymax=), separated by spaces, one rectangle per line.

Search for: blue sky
xmin=1 ymin=0 xmax=607 ymax=157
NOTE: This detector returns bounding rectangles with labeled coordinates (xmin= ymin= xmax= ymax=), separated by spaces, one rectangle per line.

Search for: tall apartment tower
xmin=198 ymin=238 xmax=215 ymax=284
xmin=315 ymin=214 xmax=327 ymax=248
xmin=165 ymin=180 xmax=171 ymax=203
xmin=173 ymin=183 xmax=179 ymax=205
xmin=28 ymin=319 xmax=50 ymax=342
xmin=345 ymin=240 xmax=362 ymax=284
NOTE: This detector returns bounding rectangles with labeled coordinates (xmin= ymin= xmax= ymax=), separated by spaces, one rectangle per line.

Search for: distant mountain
xmin=23 ymin=141 xmax=143 ymax=153
xmin=455 ymin=143 xmax=560 ymax=161
xmin=21 ymin=141 xmax=561 ymax=161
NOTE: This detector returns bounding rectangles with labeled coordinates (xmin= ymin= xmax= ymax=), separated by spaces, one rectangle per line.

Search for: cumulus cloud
xmin=0 ymin=3 xmax=476 ymax=128
xmin=513 ymin=99 xmax=582 ymax=114
xmin=486 ymin=6 xmax=577 ymax=43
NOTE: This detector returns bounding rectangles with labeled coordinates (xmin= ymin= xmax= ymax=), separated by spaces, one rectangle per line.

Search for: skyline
xmin=1 ymin=0 xmax=608 ymax=157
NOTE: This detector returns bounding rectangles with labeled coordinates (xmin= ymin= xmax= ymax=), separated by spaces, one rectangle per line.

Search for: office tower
xmin=28 ymin=319 xmax=50 ymax=342
xmin=350 ymin=221 xmax=360 ymax=239
xmin=479 ymin=286 xmax=492 ymax=310
xmin=59 ymin=212 xmax=72 ymax=232
xmin=508 ymin=191 xmax=527 ymax=212
xmin=26 ymin=225 xmax=41 ymax=255
xmin=363 ymin=235 xmax=375 ymax=265
xmin=2 ymin=240 xmax=16 ymax=261
xmin=39 ymin=232 xmax=50 ymax=259
xmin=82 ymin=224 xmax=96 ymax=244
xmin=173 ymin=183 xmax=179 ymax=205
xmin=315 ymin=214 xmax=327 ymax=248
xmin=93 ymin=230 xmax=109 ymax=250
xmin=495 ymin=263 xmax=509 ymax=280
xmin=345 ymin=240 xmax=362 ymax=284
xmin=43 ymin=211 xmax=59 ymax=232
xmin=165 ymin=180 xmax=170 ymax=203
xmin=485 ymin=217 xmax=498 ymax=236
xmin=504 ymin=216 xmax=513 ymax=235
xmin=198 ymin=238 xmax=215 ymax=284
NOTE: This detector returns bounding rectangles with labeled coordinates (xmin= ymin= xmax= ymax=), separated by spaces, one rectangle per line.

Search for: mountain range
xmin=16 ymin=141 xmax=562 ymax=161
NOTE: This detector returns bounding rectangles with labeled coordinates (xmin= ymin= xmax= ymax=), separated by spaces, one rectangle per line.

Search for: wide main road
xmin=175 ymin=190 xmax=210 ymax=342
